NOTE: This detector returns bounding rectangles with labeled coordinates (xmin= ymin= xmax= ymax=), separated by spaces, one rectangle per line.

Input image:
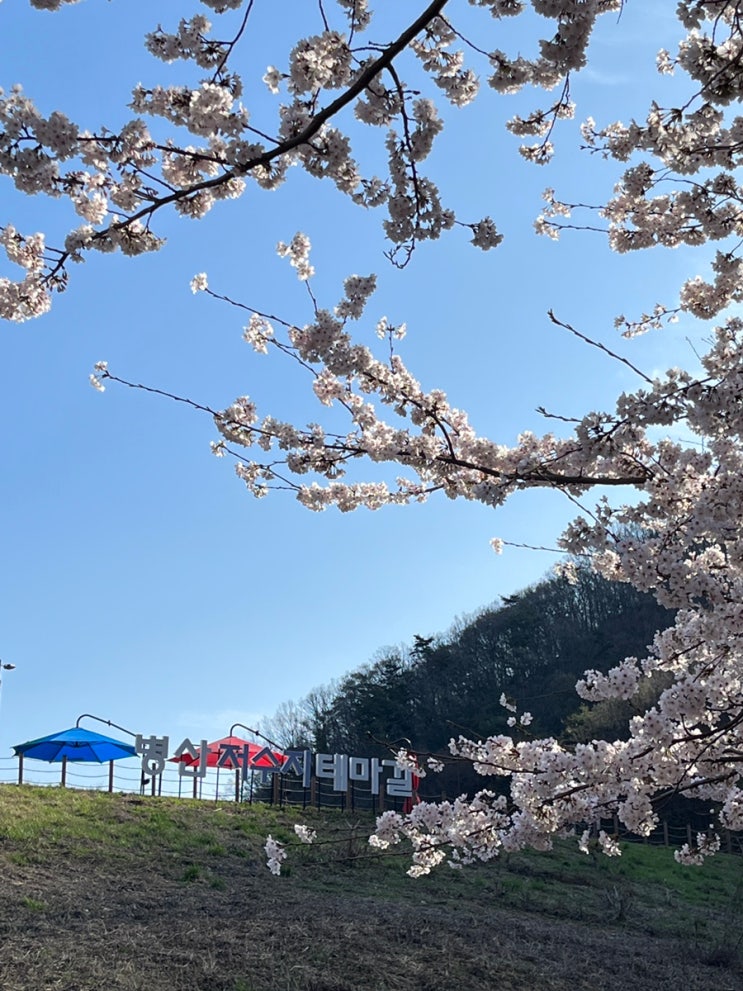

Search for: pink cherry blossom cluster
xmin=264 ymin=835 xmax=287 ymax=876
xmin=4 ymin=0 xmax=623 ymax=320
xmin=537 ymin=2 xmax=743 ymax=327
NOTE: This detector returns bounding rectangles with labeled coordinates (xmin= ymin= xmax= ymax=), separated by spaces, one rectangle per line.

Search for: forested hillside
xmin=262 ymin=568 xmax=674 ymax=796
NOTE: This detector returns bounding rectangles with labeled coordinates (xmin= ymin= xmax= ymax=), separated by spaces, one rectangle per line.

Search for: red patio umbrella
xmin=169 ymin=735 xmax=286 ymax=800
xmin=170 ymin=735 xmax=286 ymax=770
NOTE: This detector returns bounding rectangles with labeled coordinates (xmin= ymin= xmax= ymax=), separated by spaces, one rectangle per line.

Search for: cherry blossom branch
xmin=41 ymin=0 xmax=451 ymax=287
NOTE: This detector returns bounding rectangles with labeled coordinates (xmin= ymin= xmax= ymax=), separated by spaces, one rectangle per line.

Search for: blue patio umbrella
xmin=13 ymin=726 xmax=137 ymax=763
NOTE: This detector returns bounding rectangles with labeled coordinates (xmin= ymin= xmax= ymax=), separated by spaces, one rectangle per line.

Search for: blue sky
xmin=0 ymin=2 xmax=703 ymax=766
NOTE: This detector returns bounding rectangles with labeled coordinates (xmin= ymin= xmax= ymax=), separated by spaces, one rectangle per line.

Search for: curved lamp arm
xmin=76 ymin=712 xmax=138 ymax=738
xmin=230 ymin=722 xmax=284 ymax=753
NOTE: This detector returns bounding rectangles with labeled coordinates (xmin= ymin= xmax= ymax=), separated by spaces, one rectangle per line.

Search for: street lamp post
xmin=0 ymin=660 xmax=16 ymax=697
xmin=0 ymin=661 xmax=17 ymax=782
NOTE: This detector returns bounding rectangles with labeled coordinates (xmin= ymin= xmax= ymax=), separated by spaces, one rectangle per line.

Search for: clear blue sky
xmin=0 ymin=2 xmax=701 ymax=761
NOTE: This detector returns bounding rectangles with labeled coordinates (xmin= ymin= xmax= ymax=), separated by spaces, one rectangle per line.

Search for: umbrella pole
xmin=108 ymin=760 xmax=114 ymax=794
xmin=61 ymin=756 xmax=67 ymax=788
xmin=17 ymin=753 xmax=23 ymax=786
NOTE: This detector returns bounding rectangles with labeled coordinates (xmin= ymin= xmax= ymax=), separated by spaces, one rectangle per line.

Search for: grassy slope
xmin=0 ymin=785 xmax=741 ymax=991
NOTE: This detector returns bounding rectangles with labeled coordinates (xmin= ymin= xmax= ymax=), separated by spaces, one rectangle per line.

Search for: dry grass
xmin=0 ymin=785 xmax=740 ymax=991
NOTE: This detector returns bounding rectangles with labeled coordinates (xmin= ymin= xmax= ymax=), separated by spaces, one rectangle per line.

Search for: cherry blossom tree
xmin=7 ymin=0 xmax=743 ymax=873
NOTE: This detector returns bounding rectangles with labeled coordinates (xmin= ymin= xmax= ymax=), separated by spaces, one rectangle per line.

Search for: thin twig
xmin=548 ymin=310 xmax=653 ymax=383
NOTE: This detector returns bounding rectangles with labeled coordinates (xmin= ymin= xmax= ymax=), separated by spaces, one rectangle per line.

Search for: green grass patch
xmin=0 ymin=785 xmax=740 ymax=991
xmin=20 ymin=896 xmax=46 ymax=912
